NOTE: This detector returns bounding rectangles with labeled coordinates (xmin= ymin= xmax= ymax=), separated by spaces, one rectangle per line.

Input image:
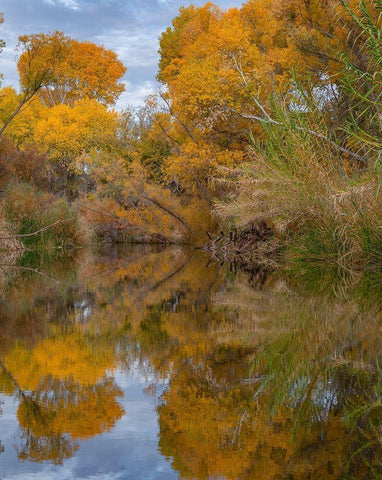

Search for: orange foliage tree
xmin=17 ymin=31 xmax=126 ymax=107
xmin=0 ymin=31 xmax=126 ymax=138
xmin=153 ymin=0 xmax=380 ymax=197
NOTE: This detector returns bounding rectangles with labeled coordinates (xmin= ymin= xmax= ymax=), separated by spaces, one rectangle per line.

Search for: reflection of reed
xmin=0 ymin=245 xmax=380 ymax=476
xmin=157 ymin=266 xmax=381 ymax=479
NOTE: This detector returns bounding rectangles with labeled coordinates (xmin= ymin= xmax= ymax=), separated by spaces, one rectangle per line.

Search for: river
xmin=0 ymin=245 xmax=380 ymax=479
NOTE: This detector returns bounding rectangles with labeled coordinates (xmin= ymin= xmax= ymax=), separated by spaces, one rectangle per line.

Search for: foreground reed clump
xmin=215 ymin=103 xmax=381 ymax=274
xmin=215 ymin=1 xmax=381 ymax=275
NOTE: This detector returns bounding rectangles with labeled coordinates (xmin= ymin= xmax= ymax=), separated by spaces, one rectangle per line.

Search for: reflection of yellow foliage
xmin=17 ymin=377 xmax=124 ymax=440
xmin=0 ymin=246 xmax=379 ymax=474
xmin=4 ymin=332 xmax=115 ymax=389
xmin=155 ymin=272 xmax=381 ymax=480
xmin=159 ymin=376 xmax=350 ymax=479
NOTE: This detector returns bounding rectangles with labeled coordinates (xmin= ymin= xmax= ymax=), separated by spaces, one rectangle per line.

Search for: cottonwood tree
xmin=0 ymin=31 xmax=126 ymax=138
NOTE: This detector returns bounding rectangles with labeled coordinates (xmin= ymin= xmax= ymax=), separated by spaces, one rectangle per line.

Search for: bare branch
xmin=0 ymin=218 xmax=75 ymax=240
xmin=141 ymin=195 xmax=197 ymax=236
xmin=230 ymin=52 xmax=274 ymax=122
xmin=0 ymin=87 xmax=41 ymax=138
xmin=227 ymin=106 xmax=365 ymax=163
xmin=159 ymin=92 xmax=197 ymax=143
xmin=0 ymin=264 xmax=61 ymax=283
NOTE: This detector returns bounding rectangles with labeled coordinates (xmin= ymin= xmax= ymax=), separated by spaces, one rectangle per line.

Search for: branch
xmin=299 ymin=46 xmax=345 ymax=65
xmin=0 ymin=218 xmax=75 ymax=240
xmin=141 ymin=195 xmax=197 ymax=236
xmin=230 ymin=52 xmax=274 ymax=122
xmin=228 ymin=51 xmax=365 ymax=163
xmin=0 ymin=264 xmax=61 ymax=283
xmin=196 ymin=178 xmax=213 ymax=207
xmin=0 ymin=87 xmax=40 ymax=138
xmin=77 ymin=202 xmax=122 ymax=221
xmin=159 ymin=92 xmax=197 ymax=143
xmin=111 ymin=163 xmax=197 ymax=236
xmin=0 ymin=60 xmax=54 ymax=137
xmin=228 ymin=107 xmax=365 ymax=163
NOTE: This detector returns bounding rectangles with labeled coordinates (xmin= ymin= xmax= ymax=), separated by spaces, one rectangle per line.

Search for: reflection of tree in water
xmin=0 ymin=355 xmax=124 ymax=464
xmin=17 ymin=425 xmax=78 ymax=465
xmin=0 ymin=246 xmax=380 ymax=474
xmin=0 ymin=359 xmax=76 ymax=464
xmin=15 ymin=377 xmax=124 ymax=464
xmin=72 ymin=248 xmax=379 ymax=479
xmin=157 ymin=345 xmax=380 ymax=479
xmin=0 ymin=398 xmax=3 ymax=455
xmin=137 ymin=268 xmax=381 ymax=479
xmin=0 ymin=327 xmax=125 ymax=464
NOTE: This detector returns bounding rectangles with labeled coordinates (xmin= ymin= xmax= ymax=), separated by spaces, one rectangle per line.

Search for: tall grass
xmin=215 ymin=1 xmax=381 ymax=275
xmin=216 ymin=102 xmax=381 ymax=268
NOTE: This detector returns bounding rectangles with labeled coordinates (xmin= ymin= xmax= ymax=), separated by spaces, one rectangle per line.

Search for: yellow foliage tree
xmin=17 ymin=31 xmax=126 ymax=107
xmin=33 ymin=98 xmax=118 ymax=173
xmin=0 ymin=86 xmax=45 ymax=146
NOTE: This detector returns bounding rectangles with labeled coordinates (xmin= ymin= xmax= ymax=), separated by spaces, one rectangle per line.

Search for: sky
xmin=0 ymin=0 xmax=243 ymax=109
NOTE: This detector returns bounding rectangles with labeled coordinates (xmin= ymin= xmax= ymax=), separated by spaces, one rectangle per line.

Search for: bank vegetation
xmin=0 ymin=0 xmax=380 ymax=275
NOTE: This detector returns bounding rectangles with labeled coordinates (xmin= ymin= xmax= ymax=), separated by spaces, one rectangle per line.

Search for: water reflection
xmin=0 ymin=245 xmax=380 ymax=478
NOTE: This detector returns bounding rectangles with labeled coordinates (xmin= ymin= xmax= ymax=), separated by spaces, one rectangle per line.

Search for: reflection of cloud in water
xmin=0 ymin=245 xmax=379 ymax=479
xmin=0 ymin=365 xmax=176 ymax=480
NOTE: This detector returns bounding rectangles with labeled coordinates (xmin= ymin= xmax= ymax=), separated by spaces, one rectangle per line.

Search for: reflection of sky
xmin=0 ymin=368 xmax=176 ymax=480
xmin=0 ymin=0 xmax=243 ymax=109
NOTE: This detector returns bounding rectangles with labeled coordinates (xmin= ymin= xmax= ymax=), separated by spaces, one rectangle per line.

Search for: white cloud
xmin=117 ymin=80 xmax=158 ymax=109
xmin=95 ymin=30 xmax=161 ymax=68
xmin=43 ymin=0 xmax=80 ymax=10
xmin=61 ymin=0 xmax=80 ymax=9
xmin=0 ymin=0 xmax=244 ymax=108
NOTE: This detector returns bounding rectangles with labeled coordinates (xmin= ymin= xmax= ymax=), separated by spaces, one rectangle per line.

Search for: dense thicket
xmin=0 ymin=1 xmax=380 ymax=271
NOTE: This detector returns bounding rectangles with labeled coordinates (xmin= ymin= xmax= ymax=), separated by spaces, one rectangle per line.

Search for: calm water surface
xmin=0 ymin=245 xmax=380 ymax=479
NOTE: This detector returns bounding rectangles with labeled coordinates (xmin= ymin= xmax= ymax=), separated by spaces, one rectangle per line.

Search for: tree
xmin=33 ymin=98 xmax=119 ymax=174
xmin=0 ymin=31 xmax=126 ymax=138
xmin=17 ymin=32 xmax=126 ymax=107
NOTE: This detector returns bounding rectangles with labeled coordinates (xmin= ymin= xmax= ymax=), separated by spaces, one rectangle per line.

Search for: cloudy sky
xmin=0 ymin=0 xmax=243 ymax=109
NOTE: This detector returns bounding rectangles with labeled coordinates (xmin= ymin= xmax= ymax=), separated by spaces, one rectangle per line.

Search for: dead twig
xmin=0 ymin=218 xmax=75 ymax=240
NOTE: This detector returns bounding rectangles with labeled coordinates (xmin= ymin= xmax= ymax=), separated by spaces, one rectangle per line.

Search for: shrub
xmin=2 ymin=182 xmax=91 ymax=250
xmin=0 ymin=136 xmax=57 ymax=191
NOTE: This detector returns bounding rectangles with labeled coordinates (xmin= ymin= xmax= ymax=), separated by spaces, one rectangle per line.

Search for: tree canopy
xmin=17 ymin=31 xmax=126 ymax=106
